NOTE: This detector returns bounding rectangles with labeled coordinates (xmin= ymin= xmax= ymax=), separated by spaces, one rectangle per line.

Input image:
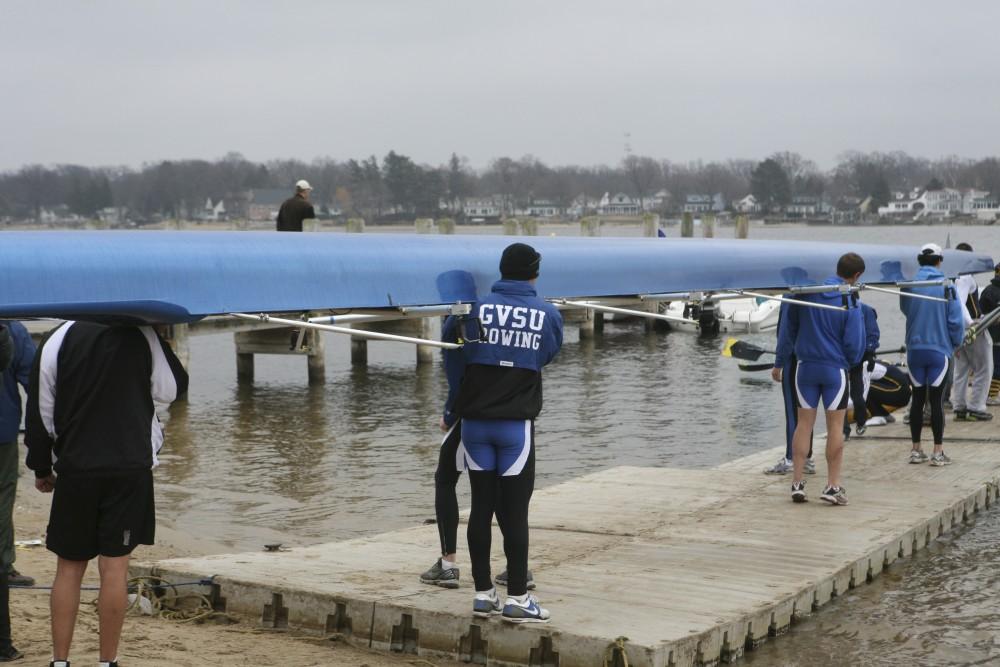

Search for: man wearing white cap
xmin=276 ymin=180 xmax=316 ymax=232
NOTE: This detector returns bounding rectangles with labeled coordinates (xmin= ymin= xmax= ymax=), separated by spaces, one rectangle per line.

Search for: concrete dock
xmin=137 ymin=414 xmax=1000 ymax=666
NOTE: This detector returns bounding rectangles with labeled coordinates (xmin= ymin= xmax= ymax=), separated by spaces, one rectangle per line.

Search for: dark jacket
xmin=0 ymin=325 xmax=10 ymax=373
xmin=275 ymin=194 xmax=316 ymax=232
xmin=774 ymin=276 xmax=865 ymax=371
xmin=979 ymin=276 xmax=1000 ymax=340
xmin=25 ymin=322 xmax=189 ymax=478
xmin=861 ymin=302 xmax=880 ymax=359
xmin=443 ymin=280 xmax=563 ymax=423
xmin=0 ymin=321 xmax=35 ymax=443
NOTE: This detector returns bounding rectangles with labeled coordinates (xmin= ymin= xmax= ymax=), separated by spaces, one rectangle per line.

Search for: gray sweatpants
xmin=951 ymin=331 xmax=994 ymax=412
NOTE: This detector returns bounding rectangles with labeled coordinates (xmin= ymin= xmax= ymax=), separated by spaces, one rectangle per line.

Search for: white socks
xmin=441 ymin=558 xmax=456 ymax=570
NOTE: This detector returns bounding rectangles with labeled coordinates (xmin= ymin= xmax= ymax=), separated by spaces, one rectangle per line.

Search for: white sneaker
xmin=501 ymin=594 xmax=550 ymax=623
xmin=865 ymin=416 xmax=888 ymax=427
xmin=472 ymin=588 xmax=502 ymax=617
xmin=764 ymin=457 xmax=793 ymax=475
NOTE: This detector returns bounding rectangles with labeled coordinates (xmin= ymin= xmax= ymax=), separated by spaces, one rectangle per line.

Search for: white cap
xmin=295 ymin=179 xmax=312 ymax=191
xmin=920 ymin=242 xmax=943 ymax=257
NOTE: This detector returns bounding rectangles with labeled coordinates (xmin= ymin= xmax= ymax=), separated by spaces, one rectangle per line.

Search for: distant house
xmin=598 ymin=192 xmax=640 ymax=216
xmin=683 ymin=193 xmax=725 ymax=214
xmin=519 ymin=199 xmax=562 ymax=218
xmin=971 ymin=193 xmax=1000 ymax=220
xmin=197 ymin=198 xmax=227 ymax=222
xmin=642 ymin=189 xmax=671 ymax=212
xmin=733 ymin=194 xmax=761 ymax=214
xmin=566 ymin=194 xmax=598 ymax=218
xmin=463 ymin=197 xmax=503 ymax=219
xmin=248 ymin=188 xmax=291 ymax=222
xmin=784 ymin=195 xmax=830 ymax=218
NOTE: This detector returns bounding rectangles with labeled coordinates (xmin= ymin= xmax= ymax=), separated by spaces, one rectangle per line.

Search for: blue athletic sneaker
xmin=472 ymin=588 xmax=502 ymax=618
xmin=501 ymin=594 xmax=550 ymax=623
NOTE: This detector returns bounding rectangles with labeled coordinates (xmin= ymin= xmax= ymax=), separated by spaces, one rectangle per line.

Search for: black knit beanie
xmin=499 ymin=243 xmax=541 ymax=280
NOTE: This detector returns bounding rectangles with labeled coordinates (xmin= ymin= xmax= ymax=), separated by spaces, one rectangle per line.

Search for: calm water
xmin=155 ymin=222 xmax=999 ymax=665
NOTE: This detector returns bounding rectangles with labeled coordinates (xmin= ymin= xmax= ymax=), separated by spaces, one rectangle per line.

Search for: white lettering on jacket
xmin=476 ymin=304 xmax=547 ymax=352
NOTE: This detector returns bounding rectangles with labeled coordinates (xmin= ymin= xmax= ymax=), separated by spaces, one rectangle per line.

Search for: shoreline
xmin=9 ymin=442 xmax=462 ymax=667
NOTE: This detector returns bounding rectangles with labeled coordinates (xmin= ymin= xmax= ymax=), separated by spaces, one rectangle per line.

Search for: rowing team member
xmin=422 ymin=243 xmax=563 ymax=624
xmin=774 ymin=252 xmax=866 ymax=506
xmin=846 ymin=361 xmax=912 ymax=426
xmin=901 ymin=244 xmax=966 ymax=466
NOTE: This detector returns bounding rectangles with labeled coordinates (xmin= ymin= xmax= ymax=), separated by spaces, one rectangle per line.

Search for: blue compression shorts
xmin=794 ymin=361 xmax=848 ymax=411
xmin=907 ymin=349 xmax=949 ymax=387
xmin=459 ymin=418 xmax=533 ymax=476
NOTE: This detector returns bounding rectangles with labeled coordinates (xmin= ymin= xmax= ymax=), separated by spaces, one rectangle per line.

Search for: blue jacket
xmin=0 ymin=321 xmax=36 ymax=443
xmin=860 ymin=302 xmax=880 ymax=358
xmin=774 ymin=277 xmax=864 ymax=371
xmin=899 ymin=265 xmax=965 ymax=355
xmin=442 ymin=279 xmax=563 ymax=424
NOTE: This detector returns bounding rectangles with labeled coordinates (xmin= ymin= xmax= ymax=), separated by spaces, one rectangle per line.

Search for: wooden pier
xmin=136 ymin=411 xmax=1000 ymax=666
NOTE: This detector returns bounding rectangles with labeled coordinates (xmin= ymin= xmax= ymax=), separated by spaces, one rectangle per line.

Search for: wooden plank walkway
xmin=136 ymin=410 xmax=1000 ymax=666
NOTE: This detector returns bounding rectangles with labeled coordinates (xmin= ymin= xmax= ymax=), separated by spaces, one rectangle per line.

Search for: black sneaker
xmin=954 ymin=410 xmax=969 ymax=421
xmin=0 ymin=645 xmax=22 ymax=662
xmin=6 ymin=569 xmax=34 ymax=587
xmin=791 ymin=481 xmax=807 ymax=503
xmin=419 ymin=559 xmax=459 ymax=589
xmin=494 ymin=569 xmax=536 ymax=590
xmin=966 ymin=410 xmax=994 ymax=422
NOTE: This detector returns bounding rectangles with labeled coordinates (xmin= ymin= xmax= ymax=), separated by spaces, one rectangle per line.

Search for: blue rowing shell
xmin=0 ymin=231 xmax=993 ymax=323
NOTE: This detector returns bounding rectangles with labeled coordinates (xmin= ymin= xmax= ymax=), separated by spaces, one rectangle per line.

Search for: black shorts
xmin=46 ymin=470 xmax=155 ymax=561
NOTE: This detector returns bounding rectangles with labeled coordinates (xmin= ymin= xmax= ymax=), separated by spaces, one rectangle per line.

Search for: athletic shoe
xmin=0 ymin=645 xmax=23 ymax=662
xmin=49 ymin=661 xmax=69 ymax=667
xmin=791 ymin=481 xmax=807 ymax=503
xmin=6 ymin=569 xmax=34 ymax=587
xmin=954 ymin=410 xmax=969 ymax=421
xmin=420 ymin=559 xmax=460 ymax=589
xmin=855 ymin=424 xmax=867 ymax=436
xmin=494 ymin=569 xmax=536 ymax=590
xmin=804 ymin=458 xmax=816 ymax=475
xmin=966 ymin=410 xmax=994 ymax=422
xmin=987 ymin=397 xmax=1000 ymax=406
xmin=884 ymin=414 xmax=896 ymax=424
xmin=764 ymin=457 xmax=793 ymax=475
xmin=909 ymin=450 xmax=929 ymax=464
xmin=501 ymin=594 xmax=550 ymax=624
xmin=865 ymin=416 xmax=888 ymax=427
xmin=820 ymin=486 xmax=849 ymax=506
xmin=930 ymin=452 xmax=953 ymax=467
xmin=472 ymin=588 xmax=502 ymax=617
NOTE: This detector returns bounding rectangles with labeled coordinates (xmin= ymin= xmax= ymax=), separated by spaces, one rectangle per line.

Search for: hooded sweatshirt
xmin=774 ymin=276 xmax=864 ymax=371
xmin=977 ymin=274 xmax=1000 ymax=340
xmin=899 ymin=265 xmax=965 ymax=356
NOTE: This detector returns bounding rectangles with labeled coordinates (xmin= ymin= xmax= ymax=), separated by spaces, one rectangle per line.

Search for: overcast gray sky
xmin=3 ymin=0 xmax=999 ymax=171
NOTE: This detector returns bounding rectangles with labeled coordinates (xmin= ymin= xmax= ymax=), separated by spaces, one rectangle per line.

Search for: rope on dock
xmin=124 ymin=575 xmax=239 ymax=624
xmin=602 ymin=635 xmax=630 ymax=667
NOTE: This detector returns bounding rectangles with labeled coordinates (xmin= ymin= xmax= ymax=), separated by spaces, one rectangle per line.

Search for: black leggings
xmin=434 ymin=423 xmax=463 ymax=556
xmin=910 ymin=384 xmax=945 ymax=445
xmin=435 ymin=421 xmax=505 ymax=556
xmin=845 ymin=363 xmax=867 ymax=431
xmin=468 ymin=436 xmax=535 ymax=597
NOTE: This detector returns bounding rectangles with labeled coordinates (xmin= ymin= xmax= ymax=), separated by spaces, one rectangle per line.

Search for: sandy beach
xmin=8 ymin=443 xmax=461 ymax=667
